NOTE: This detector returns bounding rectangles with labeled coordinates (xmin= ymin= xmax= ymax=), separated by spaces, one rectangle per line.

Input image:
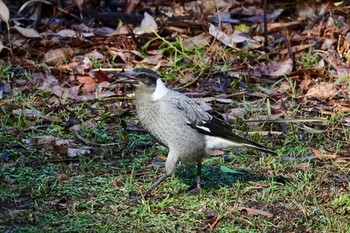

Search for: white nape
xmin=152 ymin=79 xmax=169 ymax=101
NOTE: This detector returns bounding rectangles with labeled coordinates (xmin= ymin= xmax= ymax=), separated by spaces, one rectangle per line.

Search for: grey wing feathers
xmin=167 ymin=91 xmax=212 ymax=124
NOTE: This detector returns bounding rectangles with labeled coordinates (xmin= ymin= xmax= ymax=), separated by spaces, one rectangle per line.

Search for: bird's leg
xmin=143 ymin=173 xmax=170 ymax=197
xmin=196 ymin=161 xmax=202 ymax=191
xmin=187 ymin=161 xmax=202 ymax=195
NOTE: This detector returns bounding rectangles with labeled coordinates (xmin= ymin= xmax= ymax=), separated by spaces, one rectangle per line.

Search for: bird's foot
xmin=186 ymin=185 xmax=201 ymax=196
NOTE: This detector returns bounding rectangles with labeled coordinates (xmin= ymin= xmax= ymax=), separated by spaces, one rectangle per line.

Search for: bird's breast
xmin=134 ymin=96 xmax=206 ymax=162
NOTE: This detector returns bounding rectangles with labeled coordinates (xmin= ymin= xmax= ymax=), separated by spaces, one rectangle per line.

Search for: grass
xmin=1 ymin=43 xmax=350 ymax=233
xmin=1 ymin=124 xmax=349 ymax=232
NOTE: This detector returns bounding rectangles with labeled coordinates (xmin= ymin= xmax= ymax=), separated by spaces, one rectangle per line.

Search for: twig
xmin=60 ymin=96 xmax=134 ymax=107
xmin=244 ymin=118 xmax=328 ymax=123
xmin=209 ymin=214 xmax=221 ymax=230
xmin=263 ymin=0 xmax=268 ymax=47
xmin=1 ymin=125 xmax=49 ymax=133
xmin=72 ymin=129 xmax=119 ymax=146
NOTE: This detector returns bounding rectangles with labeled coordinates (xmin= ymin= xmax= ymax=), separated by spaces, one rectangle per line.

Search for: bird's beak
xmin=117 ymin=71 xmax=138 ymax=84
xmin=118 ymin=71 xmax=137 ymax=77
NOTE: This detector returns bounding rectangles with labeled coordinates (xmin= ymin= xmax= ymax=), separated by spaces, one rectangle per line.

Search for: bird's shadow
xmin=176 ymin=164 xmax=281 ymax=191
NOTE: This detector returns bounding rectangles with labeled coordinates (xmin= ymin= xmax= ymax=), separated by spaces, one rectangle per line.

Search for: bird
xmin=118 ymin=68 xmax=276 ymax=197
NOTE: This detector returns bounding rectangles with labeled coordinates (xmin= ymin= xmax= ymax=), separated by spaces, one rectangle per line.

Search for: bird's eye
xmin=138 ymin=74 xmax=146 ymax=79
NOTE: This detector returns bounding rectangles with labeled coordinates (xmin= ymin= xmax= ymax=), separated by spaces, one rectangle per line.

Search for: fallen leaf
xmin=160 ymin=205 xmax=184 ymax=214
xmin=93 ymin=70 xmax=109 ymax=83
xmin=76 ymin=76 xmax=97 ymax=93
xmin=0 ymin=0 xmax=9 ymax=23
xmin=280 ymin=44 xmax=315 ymax=55
xmin=67 ymin=148 xmax=91 ymax=157
xmin=50 ymin=196 xmax=69 ymax=210
xmin=74 ymin=0 xmax=84 ymax=11
xmin=56 ymin=173 xmax=69 ymax=181
xmin=12 ymin=109 xmax=42 ymax=118
xmin=269 ymin=59 xmax=293 ymax=77
xmin=209 ymin=24 xmax=250 ymax=47
xmin=56 ymin=29 xmax=77 ymax=38
xmin=156 ymin=154 xmax=167 ymax=161
xmin=311 ymin=147 xmax=336 ymax=159
xmin=52 ymin=139 xmax=77 ymax=155
xmin=267 ymin=21 xmax=300 ymax=31
xmin=14 ymin=26 xmax=41 ymax=38
xmin=303 ymin=125 xmax=327 ymax=134
xmin=133 ymin=12 xmax=158 ymax=35
xmin=333 ymin=103 xmax=350 ymax=113
xmin=86 ymin=50 xmax=105 ymax=61
xmin=238 ymin=207 xmax=274 ymax=218
xmin=0 ymin=40 xmax=4 ymax=53
xmin=305 ymin=83 xmax=337 ymax=100
xmin=44 ymin=48 xmax=80 ymax=66
xmin=126 ymin=0 xmax=140 ymax=13
xmin=182 ymin=33 xmax=211 ymax=50
xmin=204 ymin=209 xmax=218 ymax=219
xmin=140 ymin=52 xmax=163 ymax=65
xmin=53 ymin=144 xmax=69 ymax=155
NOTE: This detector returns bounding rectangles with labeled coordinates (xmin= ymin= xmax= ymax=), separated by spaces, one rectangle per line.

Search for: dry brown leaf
xmin=76 ymin=76 xmax=97 ymax=93
xmin=44 ymin=48 xmax=80 ymax=66
xmin=278 ymin=81 xmax=291 ymax=92
xmin=140 ymin=52 xmax=163 ymax=65
xmin=109 ymin=49 xmax=141 ymax=63
xmin=311 ymin=147 xmax=336 ymax=159
xmin=183 ymin=33 xmax=211 ymax=50
xmin=270 ymin=59 xmax=293 ymax=77
xmin=247 ymin=181 xmax=270 ymax=189
xmin=333 ymin=103 xmax=350 ymax=113
xmin=293 ymin=162 xmax=311 ymax=170
xmin=267 ymin=21 xmax=300 ymax=31
xmin=93 ymin=70 xmax=109 ymax=83
xmin=160 ymin=205 xmax=185 ymax=214
xmin=52 ymin=144 xmax=69 ymax=155
xmin=156 ymin=154 xmax=167 ymax=161
xmin=209 ymin=24 xmax=243 ymax=47
xmin=74 ymin=0 xmax=84 ymax=11
xmin=305 ymin=83 xmax=337 ymax=100
xmin=238 ymin=207 xmax=274 ymax=218
xmin=126 ymin=0 xmax=140 ymax=13
xmin=50 ymin=196 xmax=69 ymax=210
xmin=280 ymin=44 xmax=314 ymax=55
xmin=56 ymin=173 xmax=69 ymax=181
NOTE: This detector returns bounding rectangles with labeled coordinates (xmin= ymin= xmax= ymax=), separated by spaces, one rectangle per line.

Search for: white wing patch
xmin=152 ymin=79 xmax=169 ymax=101
xmin=194 ymin=125 xmax=211 ymax=133
xmin=205 ymin=136 xmax=246 ymax=154
xmin=204 ymin=135 xmax=270 ymax=155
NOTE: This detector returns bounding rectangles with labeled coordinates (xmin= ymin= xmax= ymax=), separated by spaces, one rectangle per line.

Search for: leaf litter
xmin=0 ymin=0 xmax=350 ymax=232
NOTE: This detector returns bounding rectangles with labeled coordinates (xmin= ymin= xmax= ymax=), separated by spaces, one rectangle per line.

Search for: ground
xmin=1 ymin=0 xmax=350 ymax=232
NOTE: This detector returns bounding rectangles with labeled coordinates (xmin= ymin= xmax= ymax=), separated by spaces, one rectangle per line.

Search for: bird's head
xmin=118 ymin=68 xmax=169 ymax=100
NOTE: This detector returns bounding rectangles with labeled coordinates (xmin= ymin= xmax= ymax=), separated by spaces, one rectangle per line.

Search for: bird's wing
xmin=166 ymin=91 xmax=212 ymax=123
xmin=167 ymin=92 xmax=276 ymax=155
